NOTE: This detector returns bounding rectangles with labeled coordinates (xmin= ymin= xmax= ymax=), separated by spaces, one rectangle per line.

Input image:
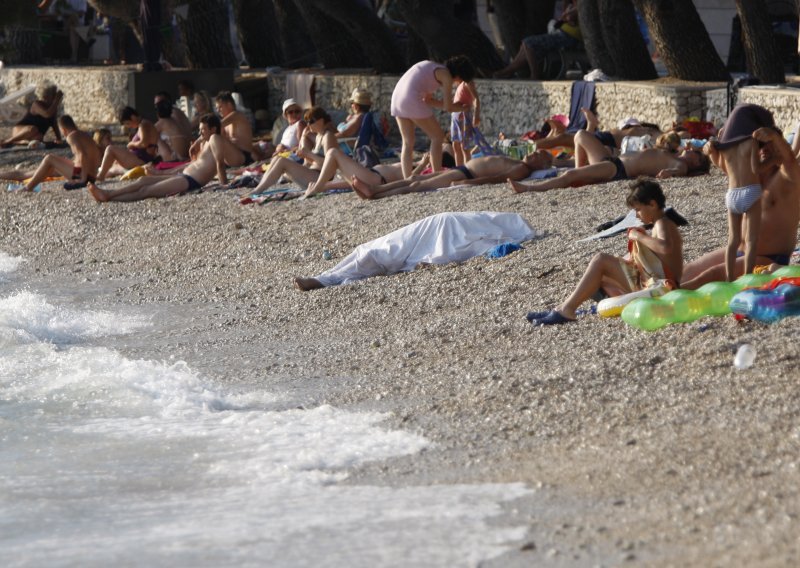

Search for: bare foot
xmin=87 ymin=181 xmax=109 ymax=202
xmin=581 ymin=107 xmax=598 ymax=132
xmin=349 ymin=176 xmax=373 ymax=200
xmin=293 ymin=277 xmax=324 ymax=291
xmin=304 ymin=180 xmax=319 ymax=199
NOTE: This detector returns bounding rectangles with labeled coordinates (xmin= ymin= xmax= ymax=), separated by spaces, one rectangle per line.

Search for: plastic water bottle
xmin=734 ymin=344 xmax=756 ymax=370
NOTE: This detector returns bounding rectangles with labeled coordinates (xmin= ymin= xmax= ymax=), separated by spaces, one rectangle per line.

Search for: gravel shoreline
xmin=2 ymin=143 xmax=800 ymax=566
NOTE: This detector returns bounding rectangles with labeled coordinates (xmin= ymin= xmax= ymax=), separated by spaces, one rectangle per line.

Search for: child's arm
xmin=753 ymin=126 xmax=793 ymax=171
xmin=628 ymin=219 xmax=678 ymax=257
xmin=703 ymin=139 xmax=725 ymax=173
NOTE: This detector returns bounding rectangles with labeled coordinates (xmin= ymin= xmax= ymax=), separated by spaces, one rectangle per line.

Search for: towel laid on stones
xmin=315 ymin=212 xmax=540 ymax=287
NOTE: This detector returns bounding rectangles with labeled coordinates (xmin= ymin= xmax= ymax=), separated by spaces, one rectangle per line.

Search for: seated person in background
xmin=93 ymin=128 xmax=112 ymax=152
xmin=335 ymin=89 xmax=372 ymax=149
xmin=6 ymin=115 xmax=101 ymax=191
xmin=88 ymin=114 xmax=226 ymax=202
xmin=273 ymin=98 xmax=306 ymax=156
xmin=528 ymin=178 xmax=683 ymax=325
xmin=249 ymin=106 xmax=337 ymax=193
xmin=351 ymin=150 xmax=556 ymax=199
xmin=96 ymin=106 xmax=160 ymax=181
xmin=1 ymin=84 xmax=63 ymax=147
xmin=190 ymin=90 xmax=213 ymax=132
xmin=215 ymin=91 xmax=259 ymax=164
xmin=154 ymin=91 xmax=192 ymax=139
xmin=154 ymin=99 xmax=190 ymax=161
xmin=509 ymin=129 xmax=709 ymax=193
xmin=493 ymin=0 xmax=581 ymax=80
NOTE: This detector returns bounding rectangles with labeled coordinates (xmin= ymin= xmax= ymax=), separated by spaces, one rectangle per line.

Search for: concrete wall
xmin=738 ymin=86 xmax=800 ymax=133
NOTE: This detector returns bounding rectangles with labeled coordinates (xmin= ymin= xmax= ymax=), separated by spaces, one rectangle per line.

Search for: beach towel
xmin=566 ymin=81 xmax=596 ymax=134
xmin=285 ymin=72 xmax=315 ymax=109
xmin=314 ymin=212 xmax=540 ymax=287
xmin=622 ymin=230 xmax=673 ymax=290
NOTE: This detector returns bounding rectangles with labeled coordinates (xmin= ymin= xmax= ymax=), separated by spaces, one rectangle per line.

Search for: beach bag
xmin=355 ymin=145 xmax=380 ymax=168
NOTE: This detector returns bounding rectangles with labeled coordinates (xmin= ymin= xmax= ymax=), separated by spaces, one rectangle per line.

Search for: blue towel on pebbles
xmin=484 ymin=243 xmax=522 ymax=258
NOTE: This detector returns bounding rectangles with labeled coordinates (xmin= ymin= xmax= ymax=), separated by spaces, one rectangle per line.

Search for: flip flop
xmin=525 ymin=310 xmax=551 ymax=322
xmin=531 ymin=310 xmax=576 ymax=326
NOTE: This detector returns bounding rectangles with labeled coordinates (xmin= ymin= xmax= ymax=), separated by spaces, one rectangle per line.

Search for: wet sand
xmin=2 ymin=141 xmax=800 ymax=566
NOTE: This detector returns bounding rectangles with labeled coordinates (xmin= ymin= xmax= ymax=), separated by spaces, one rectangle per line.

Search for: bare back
xmin=223 ymin=111 xmax=254 ymax=154
xmin=68 ymin=130 xmax=101 ymax=174
xmin=720 ymin=139 xmax=759 ymax=188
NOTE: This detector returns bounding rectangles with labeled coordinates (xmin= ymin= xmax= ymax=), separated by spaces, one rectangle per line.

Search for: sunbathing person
xmin=351 ymin=151 xmax=555 ymax=200
xmin=1 ymin=84 xmax=63 ymax=147
xmin=4 ymin=115 xmax=101 ymax=191
xmin=154 ymin=99 xmax=190 ymax=161
xmin=87 ymin=114 xmax=225 ymax=202
xmin=529 ymin=178 xmax=683 ymax=325
xmin=534 ymin=109 xmax=662 ymax=152
xmin=190 ymin=90 xmax=213 ymax=132
xmin=509 ymin=130 xmax=709 ymax=193
xmin=154 ymin=91 xmax=192 ymax=139
xmin=249 ymin=107 xmax=337 ymax=194
xmin=96 ymin=107 xmax=160 ymax=181
xmin=681 ymin=126 xmax=800 ymax=289
xmin=335 ymin=89 xmax=372 ymax=149
xmin=215 ymin=91 xmax=259 ymax=165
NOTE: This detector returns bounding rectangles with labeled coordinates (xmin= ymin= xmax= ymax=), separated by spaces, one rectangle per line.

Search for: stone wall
xmin=1 ymin=66 xmax=130 ymax=128
xmin=266 ymin=71 xmax=731 ymax=139
xmin=738 ymin=86 xmax=800 ymax=134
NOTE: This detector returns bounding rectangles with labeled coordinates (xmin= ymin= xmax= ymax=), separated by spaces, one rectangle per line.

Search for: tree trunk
xmin=599 ymin=0 xmax=656 ymax=80
xmin=178 ymin=0 xmax=237 ymax=68
xmin=394 ymin=0 xmax=504 ymax=76
xmin=577 ymin=0 xmax=616 ymax=75
xmin=0 ymin=1 xmax=41 ymax=63
xmin=231 ymin=0 xmax=283 ymax=67
xmin=736 ymin=0 xmax=786 ymax=84
xmin=633 ymin=0 xmax=730 ymax=81
xmin=291 ymin=0 xmax=368 ymax=68
xmin=272 ymin=0 xmax=316 ymax=68
xmin=491 ymin=0 xmax=555 ymax=61
xmin=298 ymin=0 xmax=404 ymax=72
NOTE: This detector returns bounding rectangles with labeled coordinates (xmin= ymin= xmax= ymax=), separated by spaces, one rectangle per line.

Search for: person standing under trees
xmin=390 ymin=55 xmax=475 ymax=178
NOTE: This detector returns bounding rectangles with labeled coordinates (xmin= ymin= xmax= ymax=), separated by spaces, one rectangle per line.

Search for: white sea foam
xmin=0 ymin=252 xmax=24 ymax=278
xmin=0 ymin=287 xmax=531 ymax=567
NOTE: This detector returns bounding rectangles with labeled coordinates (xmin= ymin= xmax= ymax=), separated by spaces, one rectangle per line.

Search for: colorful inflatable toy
xmin=729 ymin=276 xmax=800 ymax=323
xmin=621 ymin=266 xmax=800 ymax=330
xmin=597 ymin=280 xmax=671 ymax=317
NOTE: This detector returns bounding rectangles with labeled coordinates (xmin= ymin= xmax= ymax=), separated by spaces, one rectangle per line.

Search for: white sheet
xmin=315 ymin=212 xmax=539 ymax=287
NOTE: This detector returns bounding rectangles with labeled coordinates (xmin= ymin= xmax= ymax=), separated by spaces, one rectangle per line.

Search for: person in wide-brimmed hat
xmin=336 ymin=88 xmax=373 ymax=147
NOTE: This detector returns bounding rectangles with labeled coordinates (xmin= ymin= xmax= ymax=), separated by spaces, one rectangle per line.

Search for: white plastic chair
xmin=0 ymin=85 xmax=36 ymax=123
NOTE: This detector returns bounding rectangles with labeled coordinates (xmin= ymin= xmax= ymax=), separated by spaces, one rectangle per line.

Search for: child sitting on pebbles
xmin=528 ymin=177 xmax=683 ymax=325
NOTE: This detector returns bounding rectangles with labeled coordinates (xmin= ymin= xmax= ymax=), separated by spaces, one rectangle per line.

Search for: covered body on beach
xmin=315 ymin=211 xmax=539 ymax=287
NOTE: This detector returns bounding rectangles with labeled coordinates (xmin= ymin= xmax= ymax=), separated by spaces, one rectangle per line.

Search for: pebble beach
xmin=2 ymin=140 xmax=800 ymax=566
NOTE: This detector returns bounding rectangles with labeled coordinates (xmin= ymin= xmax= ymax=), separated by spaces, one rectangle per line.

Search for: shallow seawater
xmin=0 ymin=251 xmax=531 ymax=567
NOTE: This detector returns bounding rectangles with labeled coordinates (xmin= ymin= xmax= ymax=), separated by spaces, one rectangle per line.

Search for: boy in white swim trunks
xmin=704 ymin=104 xmax=775 ymax=281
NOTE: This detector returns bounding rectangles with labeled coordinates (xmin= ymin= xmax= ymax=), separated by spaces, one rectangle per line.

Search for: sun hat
xmin=282 ymin=98 xmax=300 ymax=113
xmin=618 ymin=117 xmax=641 ymax=129
xmin=715 ymin=103 xmax=775 ymax=150
xmin=350 ymin=89 xmax=372 ymax=106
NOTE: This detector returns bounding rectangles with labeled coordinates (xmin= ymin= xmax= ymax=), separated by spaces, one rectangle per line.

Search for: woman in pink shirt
xmin=391 ymin=56 xmax=475 ymax=178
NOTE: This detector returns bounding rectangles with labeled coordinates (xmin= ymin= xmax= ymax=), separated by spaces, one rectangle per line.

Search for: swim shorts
xmin=603 ymin=157 xmax=628 ymax=181
xmin=725 ymin=183 xmax=762 ymax=215
xmin=455 ymin=164 xmax=475 ymax=179
xmin=180 ymin=173 xmax=202 ymax=193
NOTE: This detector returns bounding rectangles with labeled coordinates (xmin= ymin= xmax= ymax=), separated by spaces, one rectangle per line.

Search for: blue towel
xmin=566 ymin=81 xmax=596 ymax=134
xmin=484 ymin=242 xmax=522 ymax=259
